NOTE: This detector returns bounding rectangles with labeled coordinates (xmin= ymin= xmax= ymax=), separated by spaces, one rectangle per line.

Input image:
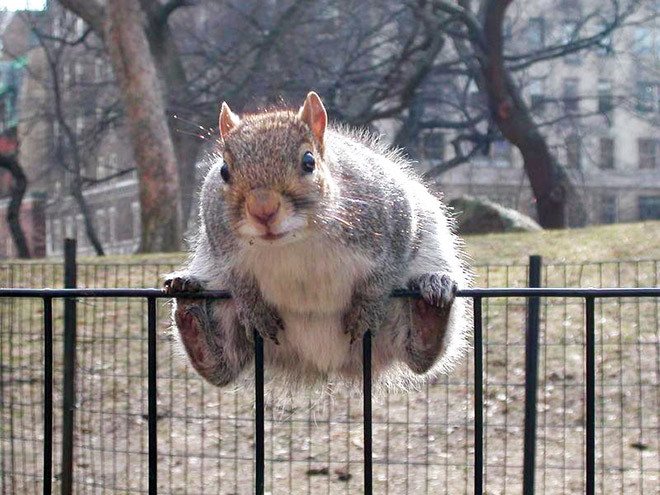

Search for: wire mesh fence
xmin=1 ymin=256 xmax=659 ymax=494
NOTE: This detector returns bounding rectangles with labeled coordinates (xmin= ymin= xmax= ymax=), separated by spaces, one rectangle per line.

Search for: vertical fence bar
xmin=147 ymin=297 xmax=157 ymax=495
xmin=43 ymin=297 xmax=53 ymax=495
xmin=254 ymin=330 xmax=265 ymax=495
xmin=523 ymin=255 xmax=542 ymax=495
xmin=61 ymin=238 xmax=77 ymax=495
xmin=473 ymin=297 xmax=483 ymax=495
xmin=585 ymin=296 xmax=595 ymax=495
xmin=363 ymin=330 xmax=373 ymax=495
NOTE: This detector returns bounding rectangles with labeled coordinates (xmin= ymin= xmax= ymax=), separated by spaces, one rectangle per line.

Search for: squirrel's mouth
xmin=261 ymin=232 xmax=287 ymax=241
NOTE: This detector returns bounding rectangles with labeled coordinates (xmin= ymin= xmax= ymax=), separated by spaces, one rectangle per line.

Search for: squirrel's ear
xmin=297 ymin=91 xmax=327 ymax=144
xmin=219 ymin=102 xmax=241 ymax=142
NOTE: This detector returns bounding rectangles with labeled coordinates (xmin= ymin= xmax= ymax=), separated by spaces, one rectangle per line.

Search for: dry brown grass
xmin=1 ymin=222 xmax=659 ymax=493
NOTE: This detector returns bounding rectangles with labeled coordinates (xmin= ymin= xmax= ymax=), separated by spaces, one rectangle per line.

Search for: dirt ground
xmin=1 ymin=256 xmax=659 ymax=494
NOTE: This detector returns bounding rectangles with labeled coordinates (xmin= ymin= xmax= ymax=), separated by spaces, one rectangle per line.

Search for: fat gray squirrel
xmin=164 ymin=91 xmax=471 ymax=390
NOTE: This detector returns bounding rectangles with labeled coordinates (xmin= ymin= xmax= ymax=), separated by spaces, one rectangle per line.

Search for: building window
xmin=599 ymin=195 xmax=617 ymax=224
xmin=528 ymin=17 xmax=545 ymax=50
xmin=596 ymin=22 xmax=613 ymax=56
xmin=131 ymin=202 xmax=141 ymax=245
xmin=94 ymin=58 xmax=103 ymax=83
xmin=62 ymin=65 xmax=70 ymax=87
xmin=566 ymin=134 xmax=581 ymax=169
xmin=97 ymin=209 xmax=107 ymax=243
xmin=52 ymin=16 xmax=62 ymax=38
xmin=422 ymin=132 xmax=444 ymax=162
xmin=563 ymin=78 xmax=580 ymax=112
xmin=97 ymin=155 xmax=107 ymax=180
xmin=474 ymin=139 xmax=512 ymax=167
xmin=491 ymin=140 xmax=512 ymax=167
xmin=75 ymin=18 xmax=85 ymax=37
xmin=560 ymin=21 xmax=580 ymax=64
xmin=76 ymin=115 xmax=84 ymax=136
xmin=52 ymin=120 xmax=60 ymax=146
xmin=45 ymin=220 xmax=52 ymax=255
xmin=529 ymin=78 xmax=545 ymax=110
xmin=65 ymin=216 xmax=75 ymax=239
xmin=639 ymin=196 xmax=660 ymax=220
xmin=636 ymin=82 xmax=658 ymax=113
xmin=53 ymin=219 xmax=61 ymax=253
xmin=638 ymin=138 xmax=658 ymax=169
xmin=76 ymin=215 xmax=86 ymax=248
xmin=597 ymin=79 xmax=613 ymax=114
xmin=109 ymin=152 xmax=117 ymax=171
xmin=599 ymin=137 xmax=614 ymax=169
xmin=109 ymin=206 xmax=117 ymax=245
xmin=467 ymin=80 xmax=484 ymax=109
xmin=74 ymin=61 xmax=83 ymax=83
xmin=633 ymin=27 xmax=652 ymax=56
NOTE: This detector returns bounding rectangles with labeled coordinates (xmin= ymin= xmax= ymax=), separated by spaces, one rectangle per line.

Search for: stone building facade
xmin=1 ymin=1 xmax=659 ymax=259
xmin=430 ymin=1 xmax=660 ymax=225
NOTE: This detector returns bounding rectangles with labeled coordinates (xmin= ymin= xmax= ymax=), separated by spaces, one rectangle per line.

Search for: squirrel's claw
xmin=163 ymin=274 xmax=203 ymax=295
xmin=409 ymin=273 xmax=458 ymax=309
xmin=254 ymin=317 xmax=283 ymax=346
xmin=343 ymin=300 xmax=381 ymax=345
xmin=240 ymin=306 xmax=284 ymax=346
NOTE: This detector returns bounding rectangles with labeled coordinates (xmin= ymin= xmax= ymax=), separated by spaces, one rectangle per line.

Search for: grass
xmin=63 ymin=219 xmax=660 ymax=267
xmin=1 ymin=221 xmax=659 ymax=494
xmin=464 ymin=220 xmax=660 ymax=265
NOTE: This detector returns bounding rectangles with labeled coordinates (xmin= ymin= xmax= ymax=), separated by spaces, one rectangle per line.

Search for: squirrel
xmin=164 ymin=91 xmax=471 ymax=391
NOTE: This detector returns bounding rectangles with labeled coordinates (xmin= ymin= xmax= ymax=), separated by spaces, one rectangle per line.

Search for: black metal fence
xmin=1 ymin=242 xmax=659 ymax=494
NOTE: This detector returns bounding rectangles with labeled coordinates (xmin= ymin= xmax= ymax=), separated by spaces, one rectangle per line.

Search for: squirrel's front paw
xmin=343 ymin=298 xmax=384 ymax=344
xmin=239 ymin=306 xmax=284 ymax=345
xmin=163 ymin=274 xmax=203 ymax=295
xmin=409 ymin=273 xmax=458 ymax=309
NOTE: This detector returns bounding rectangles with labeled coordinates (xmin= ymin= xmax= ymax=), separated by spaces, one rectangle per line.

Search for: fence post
xmin=523 ymin=255 xmax=542 ymax=495
xmin=363 ymin=330 xmax=373 ymax=495
xmin=254 ymin=330 xmax=265 ymax=495
xmin=473 ymin=297 xmax=483 ymax=495
xmin=61 ymin=238 xmax=77 ymax=495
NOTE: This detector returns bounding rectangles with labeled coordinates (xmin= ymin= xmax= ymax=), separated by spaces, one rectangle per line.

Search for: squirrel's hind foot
xmin=403 ymin=272 xmax=457 ymax=374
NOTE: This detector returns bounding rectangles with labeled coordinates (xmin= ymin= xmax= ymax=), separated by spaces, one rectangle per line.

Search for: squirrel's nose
xmin=246 ymin=188 xmax=281 ymax=226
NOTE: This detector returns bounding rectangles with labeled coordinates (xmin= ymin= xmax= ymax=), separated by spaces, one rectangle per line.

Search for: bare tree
xmin=0 ymin=151 xmax=30 ymax=258
xmin=50 ymin=0 xmax=647 ymax=237
xmin=28 ymin=15 xmax=107 ymax=254
xmin=54 ymin=0 xmax=187 ymax=252
xmin=412 ymin=0 xmax=642 ymax=227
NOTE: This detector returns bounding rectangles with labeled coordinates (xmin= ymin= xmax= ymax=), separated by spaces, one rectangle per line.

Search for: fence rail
xmin=1 ymin=245 xmax=660 ymax=494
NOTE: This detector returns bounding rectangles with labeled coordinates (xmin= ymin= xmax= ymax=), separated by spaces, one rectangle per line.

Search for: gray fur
xmin=165 ymin=112 xmax=472 ymax=392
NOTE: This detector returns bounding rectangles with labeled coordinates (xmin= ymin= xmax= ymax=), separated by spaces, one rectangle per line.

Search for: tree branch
xmin=57 ymin=0 xmax=106 ymax=39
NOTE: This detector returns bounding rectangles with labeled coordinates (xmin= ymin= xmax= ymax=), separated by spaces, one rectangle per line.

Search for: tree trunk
xmin=0 ymin=154 xmax=30 ymax=258
xmin=145 ymin=22 xmax=199 ymax=229
xmin=70 ymin=186 xmax=105 ymax=256
xmin=481 ymin=0 xmax=573 ymax=228
xmin=104 ymin=0 xmax=183 ymax=252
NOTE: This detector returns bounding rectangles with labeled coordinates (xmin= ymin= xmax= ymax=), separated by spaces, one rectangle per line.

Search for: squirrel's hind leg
xmin=402 ymin=273 xmax=458 ymax=374
xmin=166 ymin=274 xmax=252 ymax=387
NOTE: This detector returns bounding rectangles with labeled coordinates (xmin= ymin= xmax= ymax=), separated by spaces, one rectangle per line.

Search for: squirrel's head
xmin=213 ymin=91 xmax=332 ymax=245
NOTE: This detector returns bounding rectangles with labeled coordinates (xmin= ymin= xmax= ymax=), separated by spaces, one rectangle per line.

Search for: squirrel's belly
xmin=280 ymin=311 xmax=350 ymax=372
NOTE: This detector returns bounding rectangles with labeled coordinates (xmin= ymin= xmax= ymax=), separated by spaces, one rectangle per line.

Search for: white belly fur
xmin=237 ymin=236 xmax=375 ymax=371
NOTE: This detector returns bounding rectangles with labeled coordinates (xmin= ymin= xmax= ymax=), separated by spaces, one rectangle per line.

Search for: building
xmin=0 ymin=9 xmax=47 ymax=258
xmin=432 ymin=1 xmax=660 ymax=225
xmin=2 ymin=1 xmax=659 ymax=259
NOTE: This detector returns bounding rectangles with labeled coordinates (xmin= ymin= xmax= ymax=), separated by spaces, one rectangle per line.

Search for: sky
xmin=0 ymin=0 xmax=47 ymax=11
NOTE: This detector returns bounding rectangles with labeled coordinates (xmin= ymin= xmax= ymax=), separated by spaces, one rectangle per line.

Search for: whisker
xmin=173 ymin=114 xmax=212 ymax=133
xmin=174 ymin=128 xmax=211 ymax=141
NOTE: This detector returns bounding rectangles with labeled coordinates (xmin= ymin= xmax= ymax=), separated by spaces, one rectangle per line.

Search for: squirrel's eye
xmin=301 ymin=151 xmax=315 ymax=173
xmin=220 ymin=162 xmax=231 ymax=183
